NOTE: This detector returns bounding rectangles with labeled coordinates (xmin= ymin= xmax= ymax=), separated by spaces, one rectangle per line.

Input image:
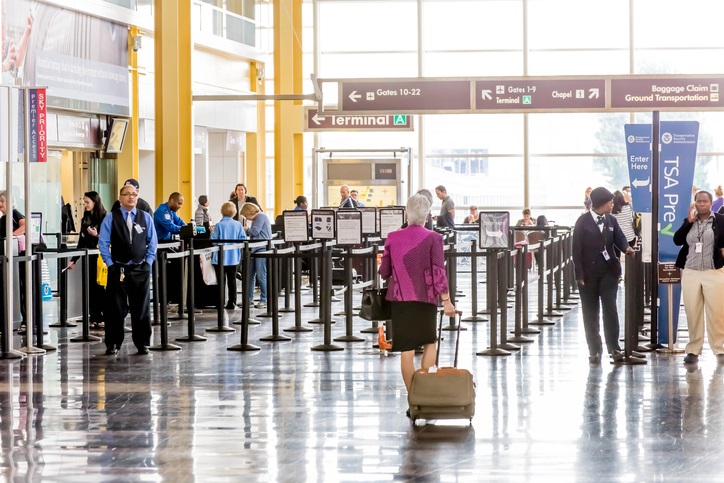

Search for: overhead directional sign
xmin=340 ymin=80 xmax=471 ymax=113
xmin=322 ymin=75 xmax=724 ymax=114
xmin=611 ymin=77 xmax=724 ymax=109
xmin=475 ymin=79 xmax=605 ymax=110
xmin=304 ymin=107 xmax=413 ymax=132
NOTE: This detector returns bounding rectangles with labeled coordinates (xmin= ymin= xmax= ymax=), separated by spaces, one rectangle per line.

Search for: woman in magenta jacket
xmin=380 ymin=193 xmax=456 ymax=401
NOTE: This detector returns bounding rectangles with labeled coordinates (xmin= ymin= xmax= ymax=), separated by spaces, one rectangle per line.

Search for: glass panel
xmin=635 ymin=49 xmax=724 ymax=75
xmin=320 ymin=53 xmax=418 ymax=78
xmin=422 ymin=0 xmax=523 ymax=50
xmin=423 ymin=52 xmax=524 ymax=77
xmin=527 ymin=0 xmax=629 ymax=49
xmin=90 ymin=156 xmax=117 ymax=215
xmin=319 ymin=1 xmax=417 ymax=52
xmin=425 ymin=114 xmax=524 ymax=154
xmin=634 ymin=0 xmax=724 ymax=48
xmin=528 ymin=50 xmax=630 ymax=75
xmin=529 ymin=113 xmax=627 ymax=154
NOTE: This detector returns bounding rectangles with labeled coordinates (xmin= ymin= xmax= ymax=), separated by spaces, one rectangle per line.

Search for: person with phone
xmin=674 ymin=190 xmax=724 ymax=365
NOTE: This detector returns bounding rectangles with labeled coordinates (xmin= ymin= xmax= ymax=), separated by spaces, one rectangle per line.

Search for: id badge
xmin=695 ymin=242 xmax=703 ymax=253
xmin=602 ymin=248 xmax=610 ymax=261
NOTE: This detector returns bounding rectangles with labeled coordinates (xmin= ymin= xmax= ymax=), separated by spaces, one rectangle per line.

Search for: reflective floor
xmin=0 ymin=277 xmax=721 ymax=482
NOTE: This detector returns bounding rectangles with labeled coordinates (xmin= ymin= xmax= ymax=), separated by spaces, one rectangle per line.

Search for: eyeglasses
xmin=121 ymin=192 xmax=138 ymax=197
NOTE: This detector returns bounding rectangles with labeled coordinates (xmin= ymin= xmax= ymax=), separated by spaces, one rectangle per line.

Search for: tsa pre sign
xmin=28 ymin=89 xmax=47 ymax=162
xmin=657 ymin=121 xmax=698 ymax=345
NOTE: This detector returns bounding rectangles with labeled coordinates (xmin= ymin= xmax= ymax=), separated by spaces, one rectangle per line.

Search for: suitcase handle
xmin=435 ymin=309 xmax=464 ymax=368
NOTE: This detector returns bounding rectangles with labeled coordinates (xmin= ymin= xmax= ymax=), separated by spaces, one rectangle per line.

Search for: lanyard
xmin=696 ymin=217 xmax=709 ymax=242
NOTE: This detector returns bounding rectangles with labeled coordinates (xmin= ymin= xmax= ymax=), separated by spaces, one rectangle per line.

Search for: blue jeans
xmin=248 ymin=255 xmax=267 ymax=303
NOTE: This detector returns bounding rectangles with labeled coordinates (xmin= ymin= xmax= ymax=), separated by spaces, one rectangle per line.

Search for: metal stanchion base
xmin=0 ymin=350 xmax=25 ymax=359
xmin=656 ymin=347 xmax=685 ymax=354
xmin=308 ymin=318 xmax=336 ymax=324
xmin=227 ymin=343 xmax=261 ymax=351
xmin=278 ymin=308 xmax=295 ymax=313
xmin=555 ymin=303 xmax=576 ymax=309
xmin=70 ymin=334 xmax=102 ymax=342
xmin=176 ymin=335 xmax=208 ymax=342
xmin=519 ymin=327 xmax=541 ymax=334
xmin=206 ymin=326 xmax=236 ymax=333
xmin=152 ymin=321 xmax=172 ymax=326
xmin=333 ymin=310 xmax=347 ymax=316
xmin=41 ymin=344 xmax=57 ymax=352
xmin=360 ymin=324 xmax=380 ymax=334
xmin=508 ymin=335 xmax=535 ymax=343
xmin=631 ymin=351 xmax=648 ymax=358
xmin=334 ymin=335 xmax=365 ymax=342
xmin=442 ymin=324 xmax=467 ymax=332
xmin=284 ymin=326 xmax=313 ymax=333
xmin=499 ymin=342 xmax=521 ymax=351
xmin=622 ymin=357 xmax=647 ymax=365
xmin=259 ymin=334 xmax=292 ymax=342
xmin=233 ymin=318 xmax=261 ymax=325
xmin=19 ymin=346 xmax=46 ymax=355
xmin=643 ymin=342 xmax=663 ymax=350
xmin=330 ymin=296 xmax=341 ymax=303
xmin=49 ymin=320 xmax=77 ymax=328
xmin=461 ymin=315 xmax=488 ymax=322
xmin=311 ymin=343 xmax=344 ymax=351
xmin=477 ymin=348 xmax=511 ymax=356
xmin=304 ymin=302 xmax=320 ymax=308
xmin=636 ymin=345 xmax=654 ymax=352
xmin=149 ymin=343 xmax=182 ymax=351
xmin=529 ymin=318 xmax=555 ymax=326
xmin=256 ymin=312 xmax=273 ymax=318
xmin=543 ymin=310 xmax=564 ymax=317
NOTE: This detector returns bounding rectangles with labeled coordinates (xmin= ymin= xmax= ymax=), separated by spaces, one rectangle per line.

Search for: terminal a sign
xmin=304 ymin=108 xmax=412 ymax=132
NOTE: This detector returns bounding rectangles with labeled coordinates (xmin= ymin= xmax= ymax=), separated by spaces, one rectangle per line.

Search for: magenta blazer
xmin=379 ymin=224 xmax=449 ymax=304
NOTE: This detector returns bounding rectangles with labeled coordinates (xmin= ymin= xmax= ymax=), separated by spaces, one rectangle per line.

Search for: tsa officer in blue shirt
xmin=154 ymin=192 xmax=186 ymax=241
xmin=99 ymin=184 xmax=158 ymax=355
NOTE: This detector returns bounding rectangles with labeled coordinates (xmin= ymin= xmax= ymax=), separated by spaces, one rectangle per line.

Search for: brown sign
xmin=658 ymin=262 xmax=681 ymax=284
xmin=304 ymin=108 xmax=412 ymax=132
xmin=611 ymin=77 xmax=724 ymax=109
xmin=475 ymin=79 xmax=605 ymax=111
xmin=340 ymin=80 xmax=471 ymax=113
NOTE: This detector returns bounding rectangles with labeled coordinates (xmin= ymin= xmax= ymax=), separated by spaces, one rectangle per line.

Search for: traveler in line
xmin=211 ymin=202 xmax=246 ymax=310
xmin=611 ymin=190 xmax=637 ymax=248
xmin=380 ymin=193 xmax=456 ymax=410
xmin=154 ymin=192 xmax=186 ymax=241
xmin=67 ymin=191 xmax=108 ymax=329
xmin=111 ymin=179 xmax=154 ymax=215
xmin=98 ymin=185 xmax=158 ymax=355
xmin=195 ymin=195 xmax=212 ymax=228
xmin=350 ymin=190 xmax=365 ymax=207
xmin=293 ymin=195 xmax=308 ymax=211
xmin=572 ymin=187 xmax=633 ymax=365
xmin=433 ymin=185 xmax=455 ymax=228
xmin=674 ymin=190 xmax=724 ymax=365
xmin=240 ymin=203 xmax=271 ymax=309
xmin=0 ymin=190 xmax=26 ymax=330
xmin=339 ymin=185 xmax=358 ymax=208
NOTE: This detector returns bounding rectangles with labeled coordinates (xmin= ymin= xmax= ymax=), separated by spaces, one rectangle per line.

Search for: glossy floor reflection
xmin=1 ymin=278 xmax=723 ymax=482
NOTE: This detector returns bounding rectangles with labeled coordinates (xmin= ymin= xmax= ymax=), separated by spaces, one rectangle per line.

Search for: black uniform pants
xmin=104 ymin=262 xmax=152 ymax=350
xmin=215 ymin=264 xmax=239 ymax=306
xmin=579 ymin=264 xmax=621 ymax=356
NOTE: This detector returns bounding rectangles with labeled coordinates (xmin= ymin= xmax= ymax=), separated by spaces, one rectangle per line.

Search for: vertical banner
xmin=624 ymin=124 xmax=652 ymax=213
xmin=28 ymin=88 xmax=47 ymax=162
xmin=657 ymin=121 xmax=699 ymax=344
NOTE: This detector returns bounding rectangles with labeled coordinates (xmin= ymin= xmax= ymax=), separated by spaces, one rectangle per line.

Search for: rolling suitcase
xmin=407 ymin=310 xmax=475 ymax=424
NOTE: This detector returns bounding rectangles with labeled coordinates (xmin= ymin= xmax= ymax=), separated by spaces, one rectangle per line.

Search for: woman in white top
xmin=612 ymin=190 xmax=636 ymax=247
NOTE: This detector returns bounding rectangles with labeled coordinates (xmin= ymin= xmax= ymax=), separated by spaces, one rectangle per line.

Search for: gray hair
xmin=406 ymin=193 xmax=431 ymax=226
xmin=416 ymin=188 xmax=433 ymax=205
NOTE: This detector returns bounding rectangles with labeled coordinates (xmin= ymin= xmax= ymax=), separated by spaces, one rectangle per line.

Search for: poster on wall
xmin=478 ymin=212 xmax=509 ymax=249
xmin=2 ymin=0 xmax=129 ymax=115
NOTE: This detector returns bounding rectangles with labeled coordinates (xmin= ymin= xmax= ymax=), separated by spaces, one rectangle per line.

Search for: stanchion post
xmin=530 ymin=240 xmax=555 ymax=326
xmin=50 ymin=251 xmax=76 ymax=328
xmin=260 ymin=250 xmax=291 ymax=342
xmin=285 ymin=244 xmax=313 ymax=333
xmin=177 ymin=239 xmax=207 ymax=342
xmin=442 ymin=248 xmax=466 ymax=332
xmin=304 ymin=244 xmax=320 ymax=308
xmin=34 ymin=253 xmax=55 ymax=352
xmin=335 ymin=250 xmax=364 ymax=342
xmin=228 ymin=243 xmax=261 ymax=351
xmin=509 ymin=243 xmax=535 ymax=343
xmin=208 ymin=244 xmax=235 ymax=333
xmin=477 ymin=251 xmax=510 ymax=357
xmin=70 ymin=250 xmax=101 ymax=343
xmin=498 ymin=251 xmax=520 ymax=351
xmin=152 ymin=255 xmax=160 ymax=326
xmin=311 ymin=245 xmax=343 ymax=351
xmin=462 ymin=241 xmax=487 ymax=322
xmin=279 ymin=250 xmax=294 ymax=313
xmin=623 ymin=247 xmax=647 ymax=365
xmin=544 ymin=237 xmax=564 ymax=317
xmin=150 ymin=251 xmax=181 ymax=351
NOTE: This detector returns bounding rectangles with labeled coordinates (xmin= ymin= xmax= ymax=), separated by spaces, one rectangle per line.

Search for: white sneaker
xmin=254 ymin=301 xmax=267 ymax=309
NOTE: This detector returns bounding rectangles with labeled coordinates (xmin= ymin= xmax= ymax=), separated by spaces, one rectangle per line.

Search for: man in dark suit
xmin=572 ymin=187 xmax=634 ymax=364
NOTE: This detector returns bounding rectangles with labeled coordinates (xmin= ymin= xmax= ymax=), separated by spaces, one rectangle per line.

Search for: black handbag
xmin=359 ymin=287 xmax=391 ymax=321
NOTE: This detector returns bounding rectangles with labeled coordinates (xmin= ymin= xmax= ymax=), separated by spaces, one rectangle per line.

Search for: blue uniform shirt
xmin=99 ymin=207 xmax=158 ymax=267
xmin=153 ymin=202 xmax=186 ymax=241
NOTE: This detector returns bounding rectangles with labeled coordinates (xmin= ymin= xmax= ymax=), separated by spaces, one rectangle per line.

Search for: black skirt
xmin=390 ymin=301 xmax=437 ymax=352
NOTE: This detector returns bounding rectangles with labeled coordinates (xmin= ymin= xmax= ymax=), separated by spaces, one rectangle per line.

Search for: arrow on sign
xmin=348 ymin=90 xmax=361 ymax=102
xmin=312 ymin=112 xmax=326 ymax=125
xmin=481 ymin=89 xmax=493 ymax=100
xmin=588 ymin=88 xmax=600 ymax=99
xmin=632 ymin=177 xmax=650 ymax=187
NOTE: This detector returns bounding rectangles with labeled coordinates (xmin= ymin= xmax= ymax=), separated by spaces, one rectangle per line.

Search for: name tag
xmin=695 ymin=242 xmax=703 ymax=253
xmin=602 ymin=248 xmax=610 ymax=261
xmin=608 ymin=227 xmax=614 ymax=232
xmin=134 ymin=224 xmax=144 ymax=234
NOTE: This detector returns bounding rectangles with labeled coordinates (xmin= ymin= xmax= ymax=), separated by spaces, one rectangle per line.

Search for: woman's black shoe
xmin=406 ymin=409 xmax=411 ymax=419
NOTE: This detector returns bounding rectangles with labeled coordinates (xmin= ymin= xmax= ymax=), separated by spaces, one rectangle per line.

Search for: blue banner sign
xmin=624 ymin=124 xmax=652 ymax=213
xmin=657 ymin=121 xmax=699 ymax=344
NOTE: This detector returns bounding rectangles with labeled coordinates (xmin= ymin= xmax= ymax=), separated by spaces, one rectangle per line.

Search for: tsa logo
xmin=661 ymin=132 xmax=673 ymax=144
xmin=627 ymin=135 xmax=635 ymax=143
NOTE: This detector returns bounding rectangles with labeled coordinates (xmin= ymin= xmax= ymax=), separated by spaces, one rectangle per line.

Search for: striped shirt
xmin=612 ymin=204 xmax=636 ymax=242
xmin=685 ymin=213 xmax=716 ymax=271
